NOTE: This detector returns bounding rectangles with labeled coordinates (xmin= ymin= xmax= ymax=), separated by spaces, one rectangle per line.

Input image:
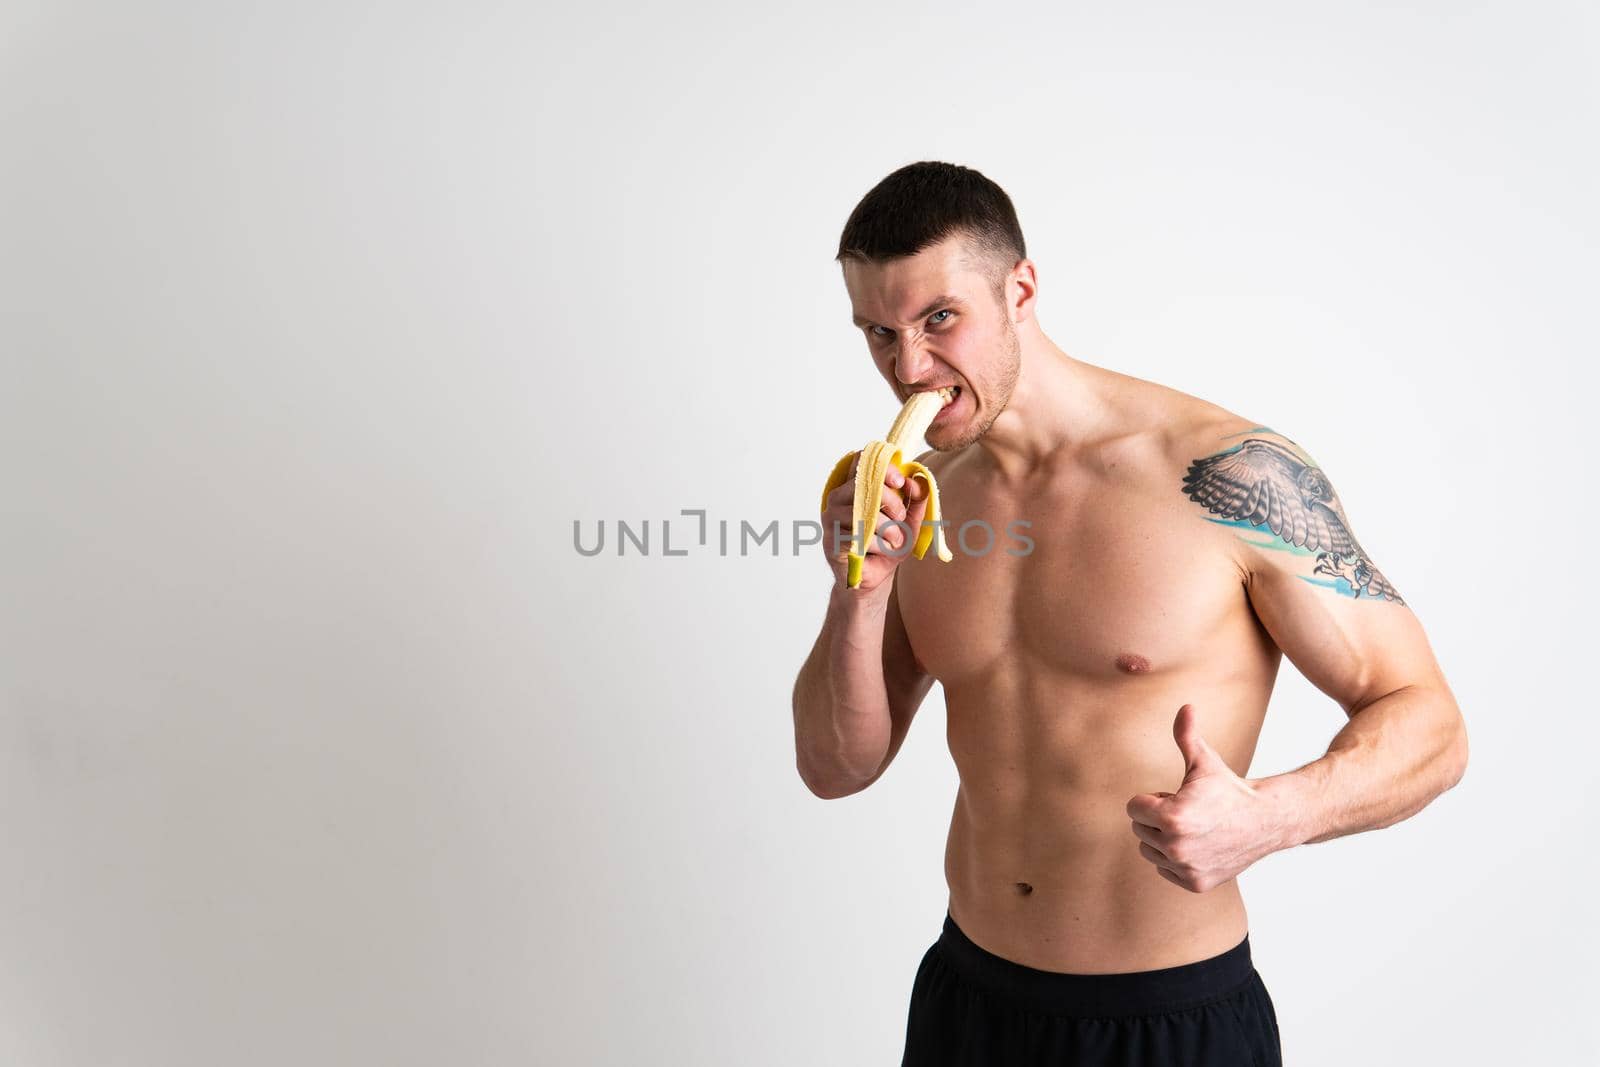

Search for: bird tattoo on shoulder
xmin=1181 ymin=436 xmax=1404 ymax=604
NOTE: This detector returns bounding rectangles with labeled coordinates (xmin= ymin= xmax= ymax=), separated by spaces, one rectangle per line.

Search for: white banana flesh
xmin=819 ymin=388 xmax=956 ymax=587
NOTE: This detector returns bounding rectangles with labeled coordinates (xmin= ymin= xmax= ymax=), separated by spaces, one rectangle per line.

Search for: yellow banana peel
xmin=820 ymin=389 xmax=956 ymax=587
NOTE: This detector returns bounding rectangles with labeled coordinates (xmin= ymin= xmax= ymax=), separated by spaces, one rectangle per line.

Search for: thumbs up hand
xmin=1125 ymin=704 xmax=1283 ymax=893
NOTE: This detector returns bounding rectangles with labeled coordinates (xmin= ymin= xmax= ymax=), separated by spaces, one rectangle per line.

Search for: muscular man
xmin=791 ymin=162 xmax=1468 ymax=1066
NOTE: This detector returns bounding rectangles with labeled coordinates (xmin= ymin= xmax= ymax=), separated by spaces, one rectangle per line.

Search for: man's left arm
xmin=1126 ymin=428 xmax=1469 ymax=892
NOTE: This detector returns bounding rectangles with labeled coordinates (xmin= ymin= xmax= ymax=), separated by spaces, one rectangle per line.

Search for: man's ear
xmin=1007 ymin=259 xmax=1038 ymax=325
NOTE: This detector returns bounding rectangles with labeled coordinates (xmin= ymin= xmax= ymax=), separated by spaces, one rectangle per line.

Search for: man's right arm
xmin=791 ymin=576 xmax=934 ymax=799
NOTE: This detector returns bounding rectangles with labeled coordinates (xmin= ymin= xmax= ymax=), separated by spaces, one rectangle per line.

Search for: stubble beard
xmin=930 ymin=317 xmax=1021 ymax=452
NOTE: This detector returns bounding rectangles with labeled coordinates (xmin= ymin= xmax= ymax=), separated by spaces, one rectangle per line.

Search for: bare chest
xmin=896 ymin=471 xmax=1248 ymax=685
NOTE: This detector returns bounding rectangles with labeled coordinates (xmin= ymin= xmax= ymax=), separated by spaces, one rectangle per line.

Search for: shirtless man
xmin=791 ymin=162 xmax=1468 ymax=1066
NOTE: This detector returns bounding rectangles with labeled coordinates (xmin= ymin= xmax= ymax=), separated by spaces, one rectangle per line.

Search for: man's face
xmin=842 ymin=235 xmax=1021 ymax=451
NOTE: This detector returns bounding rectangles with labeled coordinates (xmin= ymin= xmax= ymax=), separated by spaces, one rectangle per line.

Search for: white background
xmin=3 ymin=2 xmax=1595 ymax=1064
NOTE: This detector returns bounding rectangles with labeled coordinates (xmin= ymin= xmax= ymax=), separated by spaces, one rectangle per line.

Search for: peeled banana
xmin=820 ymin=389 xmax=956 ymax=588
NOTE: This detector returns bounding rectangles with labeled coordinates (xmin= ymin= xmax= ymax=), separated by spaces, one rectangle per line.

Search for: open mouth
xmin=928 ymin=385 xmax=962 ymax=420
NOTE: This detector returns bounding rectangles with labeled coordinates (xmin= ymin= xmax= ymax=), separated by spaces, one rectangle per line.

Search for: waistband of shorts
xmin=935 ymin=911 xmax=1256 ymax=1018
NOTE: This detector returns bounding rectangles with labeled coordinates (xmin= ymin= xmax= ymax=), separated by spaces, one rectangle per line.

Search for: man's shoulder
xmin=1104 ymin=372 xmax=1310 ymax=474
xmin=1088 ymin=371 xmax=1255 ymax=475
xmin=1100 ymin=380 xmax=1330 ymax=538
xmin=1169 ymin=411 xmax=1320 ymax=475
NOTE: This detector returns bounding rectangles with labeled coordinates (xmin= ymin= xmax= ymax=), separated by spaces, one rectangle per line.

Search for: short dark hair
xmin=835 ymin=161 xmax=1026 ymax=302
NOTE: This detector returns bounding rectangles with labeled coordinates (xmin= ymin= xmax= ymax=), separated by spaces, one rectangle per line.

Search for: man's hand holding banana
xmin=818 ymin=389 xmax=956 ymax=592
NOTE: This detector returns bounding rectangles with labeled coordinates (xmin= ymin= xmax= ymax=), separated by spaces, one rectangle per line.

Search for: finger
xmin=822 ymin=485 xmax=890 ymax=534
xmin=828 ymin=507 xmax=909 ymax=559
xmin=1125 ymin=794 xmax=1173 ymax=828
xmin=1128 ymin=820 xmax=1167 ymax=850
xmin=1155 ymin=866 xmax=1196 ymax=892
xmin=904 ymin=487 xmax=929 ymax=529
xmin=878 ymin=463 xmax=910 ymax=519
xmin=871 ymin=513 xmax=913 ymax=554
xmin=878 ymin=484 xmax=907 ymax=521
xmin=826 ymin=482 xmax=857 ymax=513
xmin=1174 ymin=703 xmax=1230 ymax=780
xmin=823 ymin=511 xmax=855 ymax=554
xmin=826 ymin=469 xmax=907 ymax=516
xmin=1138 ymin=841 xmax=1171 ymax=867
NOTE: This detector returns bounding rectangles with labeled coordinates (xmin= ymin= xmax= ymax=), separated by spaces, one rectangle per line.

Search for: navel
xmin=1014 ymin=881 xmax=1033 ymax=896
xmin=1115 ymin=652 xmax=1152 ymax=674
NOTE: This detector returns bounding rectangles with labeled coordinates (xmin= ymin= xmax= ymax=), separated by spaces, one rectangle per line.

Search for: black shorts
xmin=901 ymin=912 xmax=1282 ymax=1066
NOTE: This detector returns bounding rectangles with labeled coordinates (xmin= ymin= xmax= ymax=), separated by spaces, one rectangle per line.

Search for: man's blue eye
xmin=869 ymin=310 xmax=949 ymax=338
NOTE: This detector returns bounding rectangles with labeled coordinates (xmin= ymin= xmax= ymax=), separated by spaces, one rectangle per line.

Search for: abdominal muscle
xmin=939 ymin=675 xmax=1266 ymax=975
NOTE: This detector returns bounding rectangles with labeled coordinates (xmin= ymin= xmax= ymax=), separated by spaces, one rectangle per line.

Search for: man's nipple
xmin=1115 ymin=652 xmax=1152 ymax=674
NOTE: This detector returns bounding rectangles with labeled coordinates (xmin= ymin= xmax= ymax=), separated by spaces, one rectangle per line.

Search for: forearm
xmin=792 ymin=581 xmax=895 ymax=793
xmin=1255 ymin=683 xmax=1469 ymax=849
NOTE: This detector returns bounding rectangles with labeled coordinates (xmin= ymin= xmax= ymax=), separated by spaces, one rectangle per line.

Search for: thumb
xmin=1173 ymin=703 xmax=1229 ymax=783
xmin=905 ymin=470 xmax=928 ymax=506
xmin=903 ymin=471 xmax=930 ymax=526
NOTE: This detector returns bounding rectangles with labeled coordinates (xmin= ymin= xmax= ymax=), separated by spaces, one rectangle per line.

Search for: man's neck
xmin=975 ymin=324 xmax=1115 ymax=482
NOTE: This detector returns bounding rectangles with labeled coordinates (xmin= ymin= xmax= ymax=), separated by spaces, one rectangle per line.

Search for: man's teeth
xmin=909 ymin=386 xmax=958 ymax=408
